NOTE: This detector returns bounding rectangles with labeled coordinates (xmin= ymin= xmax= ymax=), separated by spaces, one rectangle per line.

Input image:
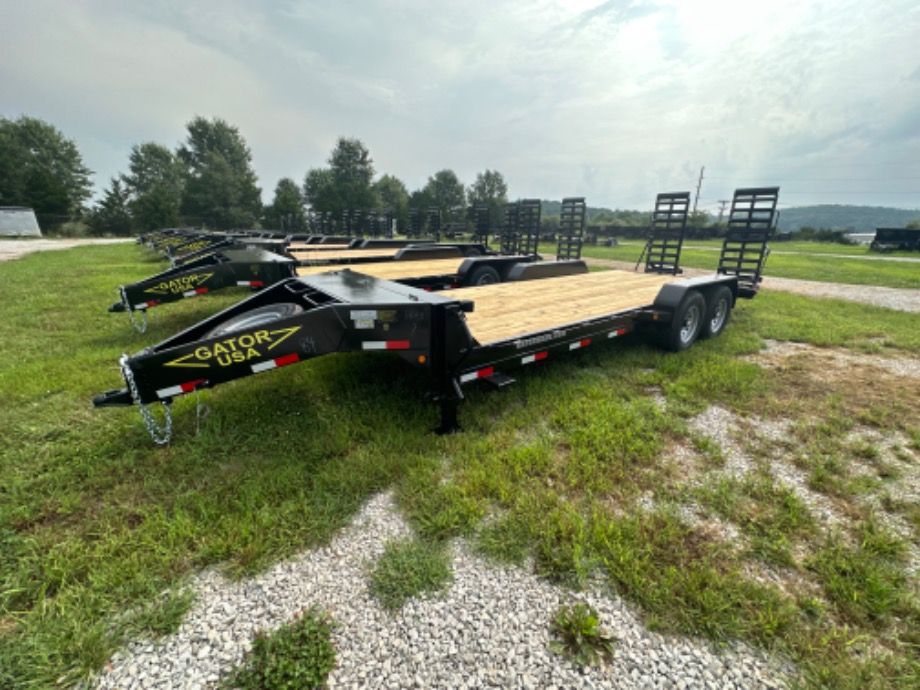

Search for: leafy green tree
xmin=90 ymin=177 xmax=134 ymax=236
xmin=303 ymin=137 xmax=379 ymax=217
xmin=423 ymin=169 xmax=465 ymax=218
xmin=177 ymin=116 xmax=261 ymax=228
xmin=122 ymin=142 xmax=184 ymax=230
xmin=467 ymin=169 xmax=508 ymax=227
xmin=0 ymin=116 xmax=93 ymax=218
xmin=688 ymin=209 xmax=712 ymax=227
xmin=263 ymin=177 xmax=306 ymax=230
xmin=906 ymin=219 xmax=920 ymax=229
xmin=373 ymin=174 xmax=409 ymax=232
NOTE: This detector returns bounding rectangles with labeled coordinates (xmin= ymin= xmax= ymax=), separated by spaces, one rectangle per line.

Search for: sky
xmin=2 ymin=0 xmax=920 ymax=212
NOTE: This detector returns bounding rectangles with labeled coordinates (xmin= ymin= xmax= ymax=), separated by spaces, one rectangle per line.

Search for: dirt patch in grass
xmin=747 ymin=340 xmax=920 ymax=427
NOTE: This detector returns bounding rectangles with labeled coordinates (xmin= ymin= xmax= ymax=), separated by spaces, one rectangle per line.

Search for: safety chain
xmin=195 ymin=387 xmax=211 ymax=436
xmin=120 ymin=354 xmax=172 ymax=445
xmin=121 ymin=286 xmax=148 ymax=334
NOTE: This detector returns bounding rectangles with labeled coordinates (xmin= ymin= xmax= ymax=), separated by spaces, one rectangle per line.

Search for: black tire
xmin=205 ymin=303 xmax=303 ymax=338
xmin=661 ymin=291 xmax=705 ymax=352
xmin=463 ymin=246 xmax=484 ymax=257
xmin=700 ymin=286 xmax=733 ymax=339
xmin=466 ymin=265 xmax=501 ymax=286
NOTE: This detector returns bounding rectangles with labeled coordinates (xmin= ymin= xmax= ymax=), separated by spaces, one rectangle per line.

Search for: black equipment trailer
xmin=96 ymin=186 xmax=778 ymax=444
xmin=96 ymin=266 xmax=748 ymax=444
xmin=109 ymin=247 xmax=541 ymax=332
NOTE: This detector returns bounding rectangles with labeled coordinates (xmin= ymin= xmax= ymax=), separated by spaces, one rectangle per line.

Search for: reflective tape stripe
xmin=362 ymin=341 xmax=410 ymax=350
xmin=136 ymin=300 xmax=160 ymax=310
xmin=460 ymin=367 xmax=494 ymax=383
xmin=182 ymin=287 xmax=209 ymax=298
xmin=521 ymin=351 xmax=549 ymax=365
xmin=251 ymin=353 xmax=300 ymax=373
xmin=569 ymin=338 xmax=591 ymax=350
xmin=156 ymin=379 xmax=206 ymax=399
xmin=608 ymin=328 xmax=627 ymax=338
xmin=236 ymin=280 xmax=264 ymax=287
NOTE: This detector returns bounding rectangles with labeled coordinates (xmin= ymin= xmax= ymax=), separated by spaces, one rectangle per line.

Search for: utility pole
xmin=692 ymin=166 xmax=704 ymax=213
xmin=716 ymin=199 xmax=729 ymax=224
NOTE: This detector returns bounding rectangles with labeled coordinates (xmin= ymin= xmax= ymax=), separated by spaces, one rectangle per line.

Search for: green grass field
xmin=1 ymin=243 xmax=919 ymax=688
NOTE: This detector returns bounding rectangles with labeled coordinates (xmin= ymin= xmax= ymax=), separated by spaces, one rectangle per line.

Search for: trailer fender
xmin=505 ymin=260 xmax=588 ymax=282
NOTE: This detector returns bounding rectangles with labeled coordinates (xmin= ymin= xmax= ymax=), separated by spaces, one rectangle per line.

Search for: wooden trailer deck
xmin=441 ymin=270 xmax=676 ymax=345
xmin=295 ymin=258 xmax=465 ymax=280
xmin=287 ymin=243 xmax=353 ymax=253
xmin=288 ymin=247 xmax=402 ymax=262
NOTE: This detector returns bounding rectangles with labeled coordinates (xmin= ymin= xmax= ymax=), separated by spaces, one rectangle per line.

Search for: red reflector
xmin=180 ymin=379 xmax=206 ymax=393
xmin=196 ymin=288 xmax=209 ymax=295
xmin=535 ymin=351 xmax=548 ymax=361
xmin=581 ymin=339 xmax=591 ymax=347
xmin=479 ymin=367 xmax=494 ymax=378
xmin=251 ymin=280 xmax=263 ymax=287
xmin=275 ymin=353 xmax=299 ymax=367
xmin=386 ymin=341 xmax=410 ymax=350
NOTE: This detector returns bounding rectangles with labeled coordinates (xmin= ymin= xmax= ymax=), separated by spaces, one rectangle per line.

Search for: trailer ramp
xmin=717 ymin=187 xmax=779 ymax=298
xmin=641 ymin=192 xmax=690 ymax=275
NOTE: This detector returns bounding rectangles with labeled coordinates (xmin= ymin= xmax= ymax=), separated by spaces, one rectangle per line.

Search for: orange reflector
xmin=418 ymin=355 xmax=427 ymax=364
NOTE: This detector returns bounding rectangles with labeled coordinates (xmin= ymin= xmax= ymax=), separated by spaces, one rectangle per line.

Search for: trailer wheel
xmin=701 ymin=286 xmax=733 ymax=339
xmin=662 ymin=291 xmax=705 ymax=352
xmin=466 ymin=265 xmax=501 ymax=286
xmin=204 ymin=303 xmax=303 ymax=338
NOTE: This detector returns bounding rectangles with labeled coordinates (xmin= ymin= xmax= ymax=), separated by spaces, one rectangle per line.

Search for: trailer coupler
xmin=93 ymin=388 xmax=133 ymax=407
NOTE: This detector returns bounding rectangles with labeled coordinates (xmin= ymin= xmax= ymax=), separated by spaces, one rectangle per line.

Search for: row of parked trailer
xmin=94 ymin=187 xmax=781 ymax=444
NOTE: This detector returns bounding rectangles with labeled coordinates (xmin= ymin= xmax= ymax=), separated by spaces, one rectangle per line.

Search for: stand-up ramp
xmin=717 ymin=187 xmax=779 ymax=297
xmin=643 ymin=192 xmax=689 ymax=275
xmin=556 ymin=197 xmax=586 ymax=260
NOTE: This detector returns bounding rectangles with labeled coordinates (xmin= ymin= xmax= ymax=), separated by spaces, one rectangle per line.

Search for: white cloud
xmin=2 ymin=0 xmax=919 ymax=209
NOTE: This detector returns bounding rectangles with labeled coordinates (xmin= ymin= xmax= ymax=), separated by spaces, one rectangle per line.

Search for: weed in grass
xmin=222 ymin=606 xmax=336 ymax=690
xmin=368 ymin=539 xmax=452 ymax=612
xmin=549 ymin=600 xmax=617 ymax=668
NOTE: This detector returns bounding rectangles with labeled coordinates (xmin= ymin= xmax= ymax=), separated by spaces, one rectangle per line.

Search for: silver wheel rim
xmin=680 ymin=304 xmax=702 ymax=344
xmin=710 ymin=298 xmax=728 ymax=333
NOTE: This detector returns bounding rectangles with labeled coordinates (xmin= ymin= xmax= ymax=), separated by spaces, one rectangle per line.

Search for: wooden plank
xmin=287 ymin=243 xmax=353 ymax=253
xmin=290 ymin=247 xmax=402 ymax=262
xmin=297 ymin=258 xmax=465 ymax=279
xmin=440 ymin=271 xmax=676 ymax=344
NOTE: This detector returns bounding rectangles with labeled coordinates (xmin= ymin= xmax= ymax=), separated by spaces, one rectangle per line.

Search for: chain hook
xmin=120 ymin=354 xmax=172 ymax=445
xmin=120 ymin=286 xmax=148 ymax=334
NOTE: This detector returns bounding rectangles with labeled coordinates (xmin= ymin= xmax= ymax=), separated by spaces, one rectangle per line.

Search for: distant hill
xmin=540 ymin=201 xmax=920 ymax=233
xmin=775 ymin=205 xmax=920 ymax=233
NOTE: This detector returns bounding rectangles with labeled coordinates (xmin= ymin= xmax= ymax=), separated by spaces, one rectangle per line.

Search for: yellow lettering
xmin=245 ymin=348 xmax=259 ymax=359
xmin=213 ymin=343 xmax=228 ymax=356
xmin=195 ymin=347 xmax=212 ymax=360
xmin=238 ymin=334 xmax=254 ymax=349
xmin=255 ymin=330 xmax=271 ymax=345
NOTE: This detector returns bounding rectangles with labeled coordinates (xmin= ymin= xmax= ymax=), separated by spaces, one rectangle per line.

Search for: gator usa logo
xmin=144 ymin=273 xmax=214 ymax=295
xmin=166 ymin=326 xmax=301 ymax=368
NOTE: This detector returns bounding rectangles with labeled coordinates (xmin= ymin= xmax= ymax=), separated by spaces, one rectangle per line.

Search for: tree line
xmin=0 ymin=115 xmax=516 ymax=236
